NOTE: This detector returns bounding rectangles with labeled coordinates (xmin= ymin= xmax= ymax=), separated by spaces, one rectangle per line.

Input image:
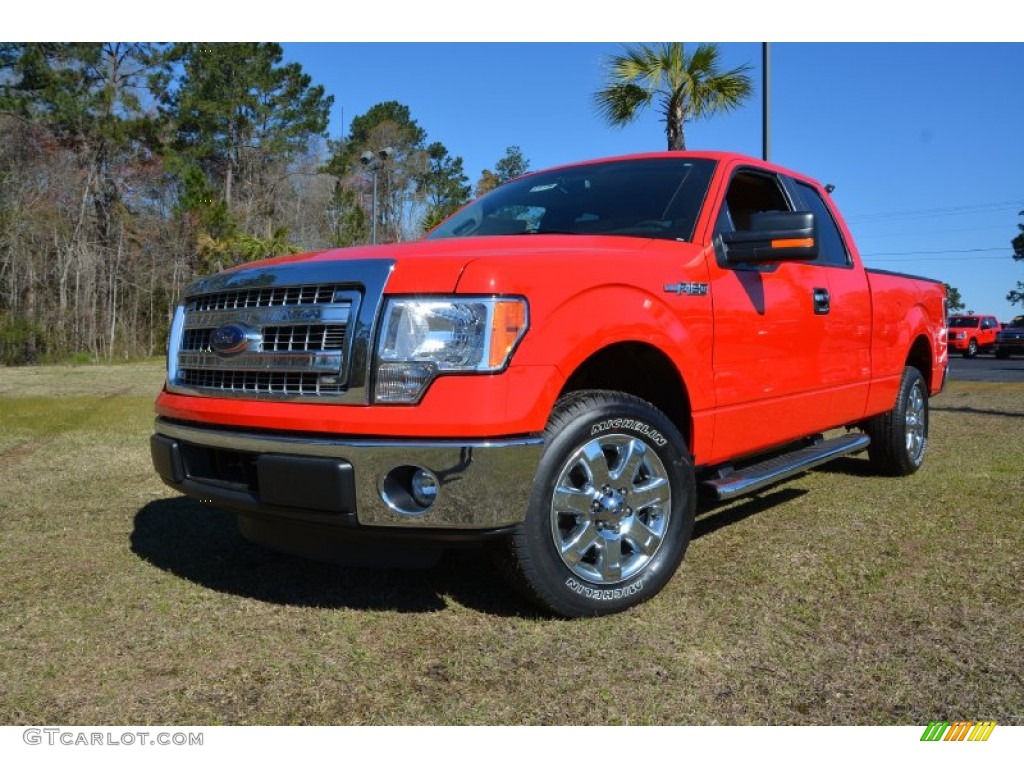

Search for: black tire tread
xmin=864 ymin=366 xmax=927 ymax=477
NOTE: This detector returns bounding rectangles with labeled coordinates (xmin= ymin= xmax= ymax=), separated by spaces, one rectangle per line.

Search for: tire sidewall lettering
xmin=589 ymin=418 xmax=668 ymax=447
xmin=565 ymin=576 xmax=645 ymax=602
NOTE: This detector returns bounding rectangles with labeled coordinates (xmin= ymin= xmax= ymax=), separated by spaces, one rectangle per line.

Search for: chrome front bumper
xmin=151 ymin=419 xmax=543 ymax=530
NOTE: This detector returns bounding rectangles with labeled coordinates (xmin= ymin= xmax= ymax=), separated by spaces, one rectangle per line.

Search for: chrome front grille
xmin=167 ymin=260 xmax=395 ymax=404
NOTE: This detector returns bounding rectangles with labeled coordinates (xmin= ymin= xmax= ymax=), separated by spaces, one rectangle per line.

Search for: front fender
xmin=454 ymin=243 xmax=715 ymax=433
xmin=524 ymin=284 xmax=714 ymax=414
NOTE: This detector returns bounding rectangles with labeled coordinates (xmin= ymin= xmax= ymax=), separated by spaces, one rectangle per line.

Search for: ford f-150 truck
xmin=947 ymin=314 xmax=1000 ymax=357
xmin=151 ymin=151 xmax=948 ymax=617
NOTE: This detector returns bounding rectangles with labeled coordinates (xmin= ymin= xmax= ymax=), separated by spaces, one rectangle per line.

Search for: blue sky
xmin=284 ymin=42 xmax=1024 ymax=318
xmin=11 ymin=3 xmax=1023 ymax=317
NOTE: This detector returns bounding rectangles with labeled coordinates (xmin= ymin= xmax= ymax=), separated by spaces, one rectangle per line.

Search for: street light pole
xmin=371 ymin=168 xmax=379 ymax=245
xmin=360 ymin=147 xmax=394 ymax=245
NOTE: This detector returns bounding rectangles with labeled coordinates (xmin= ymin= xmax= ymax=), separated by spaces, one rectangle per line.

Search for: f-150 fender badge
xmin=664 ymin=282 xmax=709 ymax=296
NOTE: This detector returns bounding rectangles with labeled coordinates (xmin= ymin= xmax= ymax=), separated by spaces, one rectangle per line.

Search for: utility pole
xmin=762 ymin=42 xmax=770 ymax=162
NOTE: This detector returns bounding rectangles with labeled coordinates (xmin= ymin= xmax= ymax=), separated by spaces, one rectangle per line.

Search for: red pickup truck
xmin=947 ymin=314 xmax=1000 ymax=357
xmin=151 ymin=151 xmax=948 ymax=617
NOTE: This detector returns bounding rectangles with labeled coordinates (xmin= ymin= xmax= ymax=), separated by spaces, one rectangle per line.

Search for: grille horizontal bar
xmin=182 ymin=325 xmax=346 ymax=353
xmin=188 ymin=284 xmax=346 ymax=312
xmin=179 ymin=369 xmax=345 ymax=396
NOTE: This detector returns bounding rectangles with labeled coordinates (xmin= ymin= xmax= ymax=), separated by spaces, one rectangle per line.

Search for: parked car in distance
xmin=994 ymin=315 xmax=1024 ymax=359
xmin=947 ymin=314 xmax=1000 ymax=358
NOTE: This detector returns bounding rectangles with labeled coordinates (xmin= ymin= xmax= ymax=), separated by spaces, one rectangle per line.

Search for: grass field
xmin=1 ymin=361 xmax=1021 ymax=725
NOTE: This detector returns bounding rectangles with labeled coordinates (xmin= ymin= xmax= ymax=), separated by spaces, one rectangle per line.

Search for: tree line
xmin=1 ymin=40 xmax=765 ymax=364
xmin=0 ymin=43 xmax=530 ymax=364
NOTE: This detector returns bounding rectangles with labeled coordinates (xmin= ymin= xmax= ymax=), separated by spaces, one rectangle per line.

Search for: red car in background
xmin=947 ymin=314 xmax=1000 ymax=358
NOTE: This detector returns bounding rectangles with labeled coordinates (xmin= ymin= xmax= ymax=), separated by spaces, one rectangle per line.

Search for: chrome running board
xmin=704 ymin=433 xmax=871 ymax=501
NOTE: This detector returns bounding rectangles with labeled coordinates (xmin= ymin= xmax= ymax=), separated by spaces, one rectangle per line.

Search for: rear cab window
xmin=790 ymin=181 xmax=851 ymax=268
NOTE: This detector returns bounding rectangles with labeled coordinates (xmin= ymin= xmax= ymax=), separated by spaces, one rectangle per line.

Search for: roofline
xmin=519 ymin=150 xmax=824 ymax=189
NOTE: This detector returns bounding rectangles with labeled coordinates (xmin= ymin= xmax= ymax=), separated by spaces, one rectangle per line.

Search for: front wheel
xmin=963 ymin=338 xmax=978 ymax=358
xmin=498 ymin=390 xmax=695 ymax=617
xmin=864 ymin=366 xmax=929 ymax=476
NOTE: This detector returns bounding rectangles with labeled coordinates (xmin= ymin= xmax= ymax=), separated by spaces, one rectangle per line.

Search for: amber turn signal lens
xmin=489 ymin=300 xmax=528 ymax=369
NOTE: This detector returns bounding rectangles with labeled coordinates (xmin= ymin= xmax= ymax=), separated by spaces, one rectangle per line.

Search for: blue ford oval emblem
xmin=210 ymin=323 xmax=252 ymax=356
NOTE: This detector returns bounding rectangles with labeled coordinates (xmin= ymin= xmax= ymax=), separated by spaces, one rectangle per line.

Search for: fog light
xmin=411 ymin=468 xmax=439 ymax=508
xmin=379 ymin=465 xmax=441 ymax=516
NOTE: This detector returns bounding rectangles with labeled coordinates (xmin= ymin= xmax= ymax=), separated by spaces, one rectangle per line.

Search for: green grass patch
xmin=0 ymin=370 xmax=1020 ymax=724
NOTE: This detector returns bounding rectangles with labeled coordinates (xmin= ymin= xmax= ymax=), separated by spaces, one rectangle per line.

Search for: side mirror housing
xmin=721 ymin=211 xmax=819 ymax=265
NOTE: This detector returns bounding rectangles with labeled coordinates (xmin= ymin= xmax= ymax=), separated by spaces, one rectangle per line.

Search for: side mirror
xmin=721 ymin=211 xmax=818 ymax=265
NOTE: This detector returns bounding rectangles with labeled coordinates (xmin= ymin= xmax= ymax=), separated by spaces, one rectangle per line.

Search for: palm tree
xmin=595 ymin=42 xmax=753 ymax=151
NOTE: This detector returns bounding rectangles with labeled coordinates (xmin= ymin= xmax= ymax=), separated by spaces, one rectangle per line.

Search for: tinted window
xmin=949 ymin=317 xmax=980 ymax=328
xmin=715 ymin=171 xmax=791 ymax=234
xmin=794 ymin=181 xmax=850 ymax=267
xmin=426 ymin=158 xmax=716 ymax=243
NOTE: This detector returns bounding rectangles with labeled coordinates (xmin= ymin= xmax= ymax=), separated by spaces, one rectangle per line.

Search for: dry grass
xmin=0 ymin=362 xmax=1021 ymax=725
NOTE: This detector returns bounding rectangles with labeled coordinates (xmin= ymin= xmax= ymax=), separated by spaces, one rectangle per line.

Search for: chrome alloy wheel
xmin=549 ymin=433 xmax=672 ymax=585
xmin=904 ymin=379 xmax=927 ymax=464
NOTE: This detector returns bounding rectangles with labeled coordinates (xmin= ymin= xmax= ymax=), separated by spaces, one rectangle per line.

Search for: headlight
xmin=955 ymin=332 xmax=966 ymax=340
xmin=374 ymin=297 xmax=528 ymax=403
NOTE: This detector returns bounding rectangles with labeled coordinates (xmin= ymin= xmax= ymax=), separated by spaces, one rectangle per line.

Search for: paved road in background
xmin=947 ymin=355 xmax=1024 ymax=383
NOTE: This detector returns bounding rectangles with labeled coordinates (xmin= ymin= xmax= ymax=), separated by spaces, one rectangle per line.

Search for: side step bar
xmin=703 ymin=433 xmax=871 ymax=501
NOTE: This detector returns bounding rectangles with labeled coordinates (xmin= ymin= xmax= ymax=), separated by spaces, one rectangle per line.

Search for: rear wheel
xmin=864 ymin=366 xmax=929 ymax=476
xmin=498 ymin=390 xmax=695 ymax=617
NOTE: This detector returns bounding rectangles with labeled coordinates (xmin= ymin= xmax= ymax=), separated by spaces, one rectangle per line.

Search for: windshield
xmin=1006 ymin=315 xmax=1024 ymax=329
xmin=949 ymin=316 xmax=980 ymax=328
xmin=426 ymin=157 xmax=716 ymax=243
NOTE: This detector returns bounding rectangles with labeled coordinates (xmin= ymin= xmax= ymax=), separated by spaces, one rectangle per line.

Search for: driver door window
xmin=714 ymin=171 xmax=792 ymax=236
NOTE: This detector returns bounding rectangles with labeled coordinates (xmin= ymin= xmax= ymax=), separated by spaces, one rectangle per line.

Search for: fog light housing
xmin=379 ymin=465 xmax=441 ymax=516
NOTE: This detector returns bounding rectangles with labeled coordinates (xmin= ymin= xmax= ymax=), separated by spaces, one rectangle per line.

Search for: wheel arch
xmin=558 ymin=341 xmax=694 ymax=451
xmin=907 ymin=333 xmax=934 ymax=389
